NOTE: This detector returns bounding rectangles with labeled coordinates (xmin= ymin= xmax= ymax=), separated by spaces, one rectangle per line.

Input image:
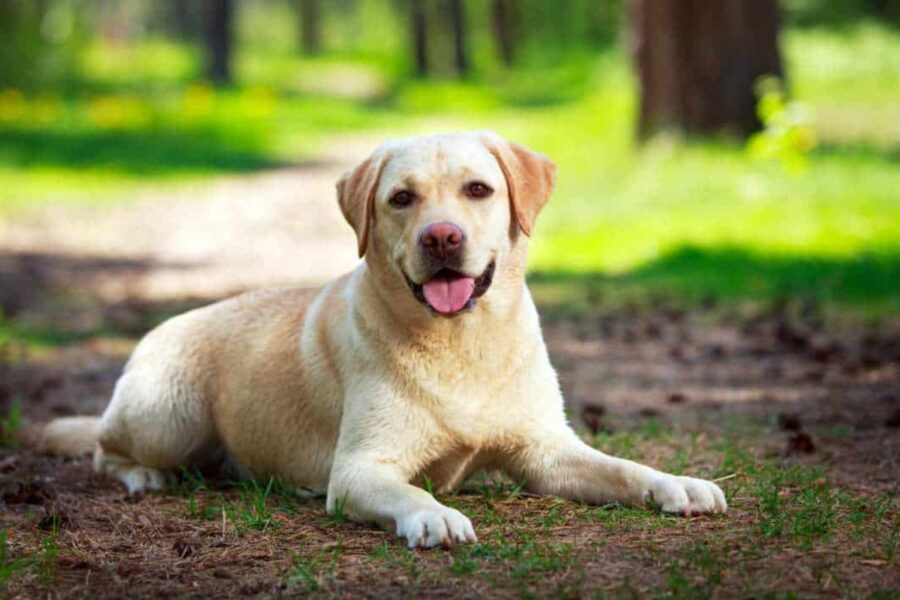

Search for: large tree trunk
xmin=492 ymin=0 xmax=516 ymax=67
xmin=297 ymin=0 xmax=321 ymax=55
xmin=410 ymin=0 xmax=428 ymax=77
xmin=448 ymin=0 xmax=469 ymax=76
xmin=629 ymin=0 xmax=782 ymax=139
xmin=205 ymin=0 xmax=234 ymax=85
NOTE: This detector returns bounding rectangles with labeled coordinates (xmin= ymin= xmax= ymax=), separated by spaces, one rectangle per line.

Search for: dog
xmin=36 ymin=132 xmax=726 ymax=548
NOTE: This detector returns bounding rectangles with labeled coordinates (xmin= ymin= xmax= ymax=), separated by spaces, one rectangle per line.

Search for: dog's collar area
xmin=404 ymin=260 xmax=496 ymax=317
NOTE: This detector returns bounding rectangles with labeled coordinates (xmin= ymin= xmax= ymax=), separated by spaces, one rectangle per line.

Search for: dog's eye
xmin=389 ymin=190 xmax=414 ymax=208
xmin=465 ymin=182 xmax=493 ymax=199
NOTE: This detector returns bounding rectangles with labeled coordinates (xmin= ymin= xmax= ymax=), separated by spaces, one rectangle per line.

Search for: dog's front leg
xmin=326 ymin=394 xmax=477 ymax=548
xmin=327 ymin=456 xmax=477 ymax=548
xmin=506 ymin=428 xmax=727 ymax=515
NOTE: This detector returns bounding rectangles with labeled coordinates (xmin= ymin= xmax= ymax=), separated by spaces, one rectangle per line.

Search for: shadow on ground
xmin=0 ymin=125 xmax=285 ymax=175
xmin=530 ymin=245 xmax=900 ymax=316
xmin=0 ymin=252 xmax=210 ymax=343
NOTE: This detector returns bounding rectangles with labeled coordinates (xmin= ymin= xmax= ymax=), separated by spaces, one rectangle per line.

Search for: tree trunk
xmin=297 ymin=0 xmax=321 ymax=55
xmin=410 ymin=0 xmax=428 ymax=77
xmin=168 ymin=0 xmax=203 ymax=41
xmin=205 ymin=0 xmax=234 ymax=85
xmin=629 ymin=0 xmax=782 ymax=139
xmin=492 ymin=0 xmax=516 ymax=66
xmin=448 ymin=0 xmax=469 ymax=76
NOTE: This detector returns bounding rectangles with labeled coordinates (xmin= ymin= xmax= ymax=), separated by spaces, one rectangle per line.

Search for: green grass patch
xmin=176 ymin=473 xmax=298 ymax=534
xmin=284 ymin=540 xmax=343 ymax=592
xmin=0 ymin=530 xmax=32 ymax=590
xmin=450 ymin=533 xmax=580 ymax=584
xmin=0 ymin=521 xmax=60 ymax=592
xmin=752 ymin=465 xmax=839 ymax=549
xmin=0 ymin=402 xmax=22 ymax=449
xmin=662 ymin=540 xmax=727 ymax=600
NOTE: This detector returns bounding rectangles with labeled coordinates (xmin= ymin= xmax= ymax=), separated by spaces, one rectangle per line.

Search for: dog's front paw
xmin=397 ymin=506 xmax=477 ymax=549
xmin=645 ymin=473 xmax=727 ymax=516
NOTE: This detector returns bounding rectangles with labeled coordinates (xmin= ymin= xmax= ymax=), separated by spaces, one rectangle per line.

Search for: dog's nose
xmin=419 ymin=222 xmax=464 ymax=260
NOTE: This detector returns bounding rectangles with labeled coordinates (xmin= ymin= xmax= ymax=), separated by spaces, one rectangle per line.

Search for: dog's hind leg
xmin=93 ymin=446 xmax=167 ymax=494
xmin=94 ymin=368 xmax=219 ymax=494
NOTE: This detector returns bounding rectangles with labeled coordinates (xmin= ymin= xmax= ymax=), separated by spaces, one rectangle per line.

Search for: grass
xmin=0 ymin=402 xmax=21 ymax=448
xmin=177 ymin=474 xmax=288 ymax=533
xmin=127 ymin=419 xmax=900 ymax=592
xmin=0 ymin=519 xmax=59 ymax=592
xmin=285 ymin=541 xmax=343 ymax=592
xmin=662 ymin=540 xmax=726 ymax=600
xmin=753 ymin=465 xmax=838 ymax=548
xmin=0 ymin=530 xmax=32 ymax=590
xmin=186 ymin=424 xmax=892 ymax=595
xmin=3 ymin=400 xmax=897 ymax=597
xmin=230 ymin=478 xmax=278 ymax=532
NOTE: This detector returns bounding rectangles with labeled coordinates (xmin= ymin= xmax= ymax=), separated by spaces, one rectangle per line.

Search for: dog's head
xmin=337 ymin=132 xmax=555 ymax=317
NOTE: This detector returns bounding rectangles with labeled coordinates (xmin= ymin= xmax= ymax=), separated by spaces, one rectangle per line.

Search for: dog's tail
xmin=27 ymin=416 xmax=101 ymax=457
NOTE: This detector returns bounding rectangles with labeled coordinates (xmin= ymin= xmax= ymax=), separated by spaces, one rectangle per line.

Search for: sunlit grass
xmin=80 ymin=37 xmax=199 ymax=89
xmin=785 ymin=21 xmax=900 ymax=147
xmin=786 ymin=21 xmax=900 ymax=106
xmin=0 ymin=83 xmax=393 ymax=212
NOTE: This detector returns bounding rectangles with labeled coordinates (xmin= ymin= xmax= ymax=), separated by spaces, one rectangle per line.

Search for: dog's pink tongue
xmin=422 ymin=276 xmax=475 ymax=314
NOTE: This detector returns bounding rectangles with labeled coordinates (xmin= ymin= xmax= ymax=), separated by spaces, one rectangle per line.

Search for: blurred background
xmin=0 ymin=0 xmax=898 ymax=345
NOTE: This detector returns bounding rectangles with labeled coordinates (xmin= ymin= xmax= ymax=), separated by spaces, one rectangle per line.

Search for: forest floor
xmin=0 ymin=153 xmax=898 ymax=598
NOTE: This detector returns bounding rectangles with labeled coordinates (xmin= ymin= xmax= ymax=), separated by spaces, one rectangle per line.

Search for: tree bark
xmin=410 ymin=0 xmax=428 ymax=77
xmin=448 ymin=0 xmax=469 ymax=76
xmin=205 ymin=0 xmax=234 ymax=85
xmin=492 ymin=0 xmax=516 ymax=67
xmin=629 ymin=0 xmax=783 ymax=139
xmin=168 ymin=0 xmax=203 ymax=41
xmin=297 ymin=0 xmax=321 ymax=55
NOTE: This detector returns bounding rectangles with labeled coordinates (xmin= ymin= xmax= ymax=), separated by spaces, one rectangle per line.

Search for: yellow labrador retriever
xmin=38 ymin=132 xmax=726 ymax=548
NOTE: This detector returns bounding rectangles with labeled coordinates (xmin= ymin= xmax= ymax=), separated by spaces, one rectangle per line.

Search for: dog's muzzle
xmin=404 ymin=260 xmax=496 ymax=316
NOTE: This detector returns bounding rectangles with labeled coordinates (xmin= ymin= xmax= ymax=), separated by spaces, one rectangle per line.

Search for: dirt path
xmin=0 ymin=135 xmax=376 ymax=302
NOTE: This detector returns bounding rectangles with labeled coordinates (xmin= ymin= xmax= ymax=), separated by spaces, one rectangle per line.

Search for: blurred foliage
xmin=1 ymin=0 xmax=897 ymax=91
xmin=783 ymin=0 xmax=900 ymax=27
xmin=0 ymin=0 xmax=87 ymax=92
xmin=0 ymin=0 xmax=897 ymax=314
xmin=747 ymin=76 xmax=817 ymax=173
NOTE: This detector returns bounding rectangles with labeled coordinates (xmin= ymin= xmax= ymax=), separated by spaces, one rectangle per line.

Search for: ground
xmin=0 ymin=150 xmax=898 ymax=598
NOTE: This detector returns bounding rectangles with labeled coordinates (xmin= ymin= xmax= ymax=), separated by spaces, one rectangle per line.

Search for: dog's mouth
xmin=404 ymin=261 xmax=495 ymax=316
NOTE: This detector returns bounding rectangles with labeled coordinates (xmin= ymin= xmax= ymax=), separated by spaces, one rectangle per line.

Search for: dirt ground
xmin=1 ymin=162 xmax=898 ymax=598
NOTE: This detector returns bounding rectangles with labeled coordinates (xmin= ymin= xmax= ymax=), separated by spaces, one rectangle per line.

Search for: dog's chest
xmin=417 ymin=377 xmax=517 ymax=443
xmin=405 ymin=341 xmax=538 ymax=443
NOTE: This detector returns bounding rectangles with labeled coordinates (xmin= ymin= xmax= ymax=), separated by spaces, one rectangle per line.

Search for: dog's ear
xmin=336 ymin=151 xmax=389 ymax=257
xmin=481 ymin=132 xmax=556 ymax=237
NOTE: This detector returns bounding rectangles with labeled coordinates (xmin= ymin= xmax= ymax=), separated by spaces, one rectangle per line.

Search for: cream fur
xmin=40 ymin=132 xmax=726 ymax=548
